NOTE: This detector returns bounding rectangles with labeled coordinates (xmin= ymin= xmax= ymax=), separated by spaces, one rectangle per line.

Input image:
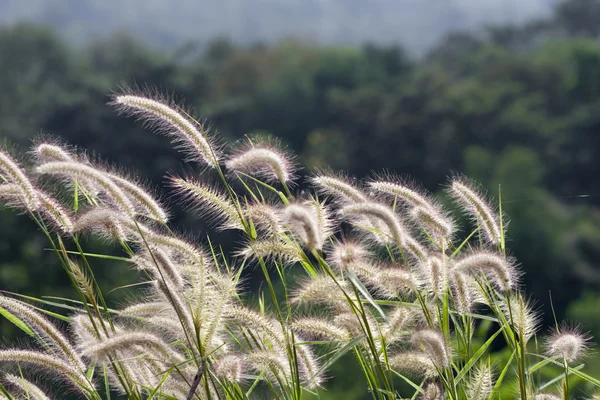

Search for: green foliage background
xmin=0 ymin=0 xmax=599 ymax=396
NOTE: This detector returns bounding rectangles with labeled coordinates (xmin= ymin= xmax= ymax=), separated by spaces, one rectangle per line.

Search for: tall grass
xmin=0 ymin=91 xmax=597 ymax=399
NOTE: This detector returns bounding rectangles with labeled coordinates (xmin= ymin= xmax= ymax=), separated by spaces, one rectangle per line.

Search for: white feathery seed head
xmin=0 ymin=150 xmax=39 ymax=210
xmin=214 ymin=354 xmax=245 ymax=383
xmin=412 ymin=329 xmax=451 ymax=369
xmin=3 ymin=374 xmax=52 ymax=400
xmin=0 ymin=296 xmax=85 ymax=371
xmin=410 ymin=205 xmax=455 ymax=241
xmin=292 ymin=317 xmax=350 ymax=342
xmin=170 ymin=176 xmax=243 ymax=230
xmin=33 ymin=142 xmax=73 ymax=163
xmin=340 ymin=202 xmax=407 ymax=246
xmin=226 ymin=140 xmax=296 ymax=184
xmin=291 ymin=275 xmax=349 ymax=306
xmin=310 ymin=173 xmax=367 ymax=203
xmin=449 ymin=178 xmax=503 ymax=245
xmin=244 ymin=202 xmax=283 ymax=237
xmin=112 ymin=93 xmax=220 ymax=167
xmin=500 ymin=293 xmax=539 ymax=345
xmin=238 ymin=239 xmax=303 ymax=265
xmin=36 ymin=161 xmax=135 ymax=216
xmin=0 ymin=349 xmax=94 ymax=394
xmin=453 ymin=251 xmax=518 ymax=291
xmin=281 ymin=202 xmax=327 ymax=251
xmin=109 ymin=172 xmax=169 ymax=223
xmin=327 ymin=239 xmax=370 ymax=270
xmin=465 ymin=364 xmax=494 ymax=400
xmin=545 ymin=325 xmax=591 ymax=363
xmin=368 ymin=177 xmax=431 ymax=209
xmin=388 ymin=351 xmax=438 ymax=378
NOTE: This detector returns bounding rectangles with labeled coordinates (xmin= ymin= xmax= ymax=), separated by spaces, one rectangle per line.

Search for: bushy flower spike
xmin=420 ymin=382 xmax=444 ymax=400
xmin=500 ymin=293 xmax=539 ymax=345
xmin=368 ymin=179 xmax=431 ymax=208
xmin=226 ymin=146 xmax=295 ymax=184
xmin=119 ymin=301 xmax=171 ymax=317
xmin=37 ymin=190 xmax=74 ymax=234
xmin=0 ymin=350 xmax=94 ymax=394
xmin=112 ymin=94 xmax=219 ymax=167
xmin=545 ymin=325 xmax=591 ymax=363
xmin=292 ymin=317 xmax=350 ymax=342
xmin=281 ymin=203 xmax=324 ymax=251
xmin=465 ymin=364 xmax=494 ymax=400
xmin=328 ymin=239 xmax=370 ymax=269
xmin=416 ymin=255 xmax=448 ymax=299
xmin=214 ymin=354 xmax=245 ymax=383
xmin=244 ymin=203 xmax=283 ymax=237
xmin=375 ymin=266 xmax=415 ymax=297
xmin=305 ymin=197 xmax=334 ymax=245
xmin=34 ymin=142 xmax=73 ymax=163
xmin=170 ymin=176 xmax=242 ymax=230
xmin=74 ymin=208 xmax=128 ymax=241
xmin=534 ymin=394 xmax=562 ymax=400
xmin=109 ymin=173 xmax=169 ymax=223
xmin=0 ymin=296 xmax=85 ymax=371
xmin=449 ymin=271 xmax=479 ymax=313
xmin=237 ymin=240 xmax=303 ymax=265
xmin=387 ymin=351 xmax=437 ymax=378
xmin=36 ymin=161 xmax=135 ymax=215
xmin=310 ymin=173 xmax=367 ymax=203
xmin=449 ymin=179 xmax=502 ymax=245
xmin=294 ymin=338 xmax=323 ymax=389
xmin=246 ymin=351 xmax=292 ymax=387
xmin=0 ymin=151 xmax=39 ymax=210
xmin=340 ymin=202 xmax=407 ymax=246
xmin=291 ymin=275 xmax=349 ymax=306
xmin=412 ymin=329 xmax=451 ymax=369
xmin=3 ymin=374 xmax=52 ymax=400
xmin=226 ymin=306 xmax=286 ymax=347
xmin=81 ymin=330 xmax=183 ymax=364
xmin=132 ymin=248 xmax=184 ymax=290
xmin=410 ymin=205 xmax=454 ymax=240
xmin=0 ymin=185 xmax=73 ymax=234
xmin=453 ymin=251 xmax=517 ymax=291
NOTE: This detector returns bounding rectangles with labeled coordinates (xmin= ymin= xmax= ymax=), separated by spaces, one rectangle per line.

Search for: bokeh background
xmin=0 ymin=0 xmax=599 ymax=397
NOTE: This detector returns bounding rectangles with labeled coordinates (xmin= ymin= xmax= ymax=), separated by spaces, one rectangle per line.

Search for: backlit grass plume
xmin=0 ymin=90 xmax=596 ymax=400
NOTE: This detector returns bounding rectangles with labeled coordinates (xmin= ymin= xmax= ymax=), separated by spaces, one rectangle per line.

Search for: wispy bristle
xmin=112 ymin=94 xmax=219 ymax=167
xmin=328 ymin=240 xmax=370 ymax=269
xmin=410 ymin=205 xmax=454 ymax=240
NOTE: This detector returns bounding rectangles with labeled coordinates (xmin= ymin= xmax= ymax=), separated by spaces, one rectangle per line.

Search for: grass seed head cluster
xmin=0 ymin=91 xmax=596 ymax=400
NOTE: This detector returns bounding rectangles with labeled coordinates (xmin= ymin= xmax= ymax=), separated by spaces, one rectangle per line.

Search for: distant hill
xmin=0 ymin=0 xmax=559 ymax=52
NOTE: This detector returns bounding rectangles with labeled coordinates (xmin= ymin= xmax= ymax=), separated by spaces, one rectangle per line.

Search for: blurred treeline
xmin=0 ymin=0 xmax=599 ymax=350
